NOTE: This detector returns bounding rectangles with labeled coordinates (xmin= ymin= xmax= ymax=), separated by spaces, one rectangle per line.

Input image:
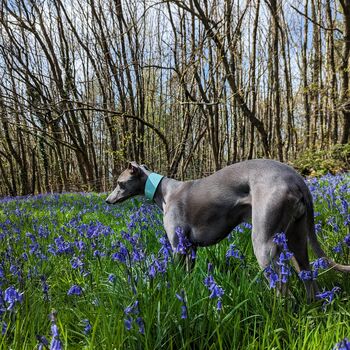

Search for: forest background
xmin=0 ymin=0 xmax=349 ymax=196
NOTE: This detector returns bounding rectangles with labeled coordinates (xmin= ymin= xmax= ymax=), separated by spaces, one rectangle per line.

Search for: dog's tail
xmin=305 ymin=187 xmax=350 ymax=273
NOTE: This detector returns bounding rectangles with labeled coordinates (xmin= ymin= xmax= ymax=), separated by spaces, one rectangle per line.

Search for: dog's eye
xmin=118 ymin=182 xmax=125 ymax=189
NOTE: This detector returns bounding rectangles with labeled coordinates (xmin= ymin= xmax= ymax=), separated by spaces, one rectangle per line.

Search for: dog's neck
xmin=152 ymin=176 xmax=182 ymax=211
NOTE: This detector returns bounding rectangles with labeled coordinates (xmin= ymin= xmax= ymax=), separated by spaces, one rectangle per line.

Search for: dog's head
xmin=106 ymin=162 xmax=149 ymax=204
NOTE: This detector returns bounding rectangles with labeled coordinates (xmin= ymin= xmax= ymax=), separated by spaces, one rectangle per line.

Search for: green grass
xmin=0 ymin=173 xmax=349 ymax=349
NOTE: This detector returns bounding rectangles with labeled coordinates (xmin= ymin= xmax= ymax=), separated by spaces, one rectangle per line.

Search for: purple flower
xmin=316 ymin=286 xmax=340 ymax=309
xmin=264 ymin=265 xmax=279 ymax=289
xmin=176 ymin=290 xmax=188 ymax=319
xmin=344 ymin=235 xmax=350 ymax=248
xmin=264 ymin=233 xmax=294 ymax=287
xmin=123 ymin=300 xmax=142 ymax=331
xmin=175 ymin=227 xmax=192 ymax=255
xmin=67 ymin=285 xmax=83 ymax=296
xmin=216 ymin=299 xmax=222 ymax=311
xmin=333 ymin=337 xmax=350 ymax=350
xmin=82 ymin=319 xmax=92 ymax=334
xmin=54 ymin=236 xmax=74 ymax=255
xmin=273 ymin=232 xmax=288 ymax=250
xmin=181 ymin=304 xmax=188 ymax=319
xmin=149 ymin=264 xmax=156 ymax=279
xmin=311 ymin=257 xmax=329 ymax=278
xmin=49 ymin=312 xmax=63 ymax=350
xmin=315 ymin=223 xmax=322 ymax=234
xmin=333 ymin=243 xmax=343 ymax=254
xmin=37 ymin=335 xmax=49 ymax=350
xmin=108 ymin=274 xmax=116 ymax=283
xmin=41 ymin=276 xmax=50 ymax=300
xmin=277 ymin=251 xmax=294 ymax=265
xmin=298 ymin=270 xmax=312 ymax=281
xmin=50 ymin=324 xmax=62 ymax=350
xmin=71 ymin=256 xmax=84 ymax=270
xmin=132 ymin=248 xmax=145 ymax=262
xmin=75 ymin=240 xmax=86 ymax=251
xmin=312 ymin=257 xmax=329 ymax=270
xmin=124 ymin=316 xmax=132 ymax=331
xmin=2 ymin=321 xmax=7 ymax=335
xmin=159 ymin=236 xmax=172 ymax=261
xmin=4 ymin=286 xmax=23 ymax=310
xmin=204 ymin=274 xmax=224 ymax=300
xmin=124 ymin=300 xmax=139 ymax=315
xmin=226 ymin=244 xmax=244 ymax=261
xmin=111 ymin=243 xmax=129 ymax=264
xmin=136 ymin=317 xmax=145 ymax=334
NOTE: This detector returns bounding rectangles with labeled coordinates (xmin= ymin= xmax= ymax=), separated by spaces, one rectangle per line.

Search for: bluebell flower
xmin=49 ymin=311 xmax=62 ymax=350
xmin=280 ymin=264 xmax=292 ymax=283
xmin=38 ymin=225 xmax=49 ymax=238
xmin=180 ymin=305 xmax=188 ymax=319
xmin=316 ymin=286 xmax=340 ymax=309
xmin=75 ymin=240 xmax=86 ymax=251
xmin=315 ymin=223 xmax=322 ymax=234
xmin=175 ymin=227 xmax=192 ymax=255
xmin=70 ymin=256 xmax=84 ymax=270
xmin=67 ymin=285 xmax=83 ymax=296
xmin=204 ymin=274 xmax=224 ymax=300
xmin=333 ymin=337 xmax=350 ymax=350
xmin=226 ymin=244 xmax=244 ymax=262
xmin=176 ymin=290 xmax=188 ymax=319
xmin=123 ymin=300 xmax=142 ymax=331
xmin=159 ymin=236 xmax=172 ymax=261
xmin=264 ymin=266 xmax=279 ymax=289
xmin=82 ymin=319 xmax=92 ymax=334
xmin=54 ymin=236 xmax=74 ymax=255
xmin=298 ymin=270 xmax=312 ymax=281
xmin=4 ymin=286 xmax=23 ymax=310
xmin=111 ymin=242 xmax=129 ymax=264
xmin=332 ymin=243 xmax=343 ymax=254
xmin=2 ymin=321 xmax=7 ymax=335
xmin=37 ymin=335 xmax=49 ymax=350
xmin=41 ymin=275 xmax=50 ymax=301
xmin=124 ymin=316 xmax=132 ymax=331
xmin=264 ymin=233 xmax=294 ymax=287
xmin=136 ymin=317 xmax=145 ymax=334
xmin=340 ymin=198 xmax=349 ymax=215
xmin=132 ymin=248 xmax=145 ymax=262
xmin=50 ymin=324 xmax=62 ymax=350
xmin=108 ymin=274 xmax=116 ymax=283
xmin=344 ymin=235 xmax=350 ymax=248
xmin=149 ymin=264 xmax=156 ymax=279
xmin=311 ymin=257 xmax=329 ymax=278
xmin=10 ymin=264 xmax=21 ymax=280
xmin=273 ymin=232 xmax=289 ymax=250
xmin=312 ymin=257 xmax=329 ymax=270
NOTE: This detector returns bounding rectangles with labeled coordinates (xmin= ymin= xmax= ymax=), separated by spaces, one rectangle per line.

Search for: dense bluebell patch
xmin=0 ymin=174 xmax=348 ymax=348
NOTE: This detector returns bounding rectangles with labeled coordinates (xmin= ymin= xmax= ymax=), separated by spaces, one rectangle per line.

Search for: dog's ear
xmin=128 ymin=161 xmax=141 ymax=176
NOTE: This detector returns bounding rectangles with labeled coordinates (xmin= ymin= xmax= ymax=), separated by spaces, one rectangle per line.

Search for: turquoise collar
xmin=145 ymin=173 xmax=164 ymax=201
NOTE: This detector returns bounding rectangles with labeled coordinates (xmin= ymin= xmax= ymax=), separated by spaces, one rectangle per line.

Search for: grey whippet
xmin=106 ymin=159 xmax=350 ymax=300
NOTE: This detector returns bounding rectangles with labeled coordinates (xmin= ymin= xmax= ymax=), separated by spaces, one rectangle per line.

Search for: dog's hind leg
xmin=286 ymin=215 xmax=319 ymax=302
xmin=251 ymin=188 xmax=297 ymax=295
